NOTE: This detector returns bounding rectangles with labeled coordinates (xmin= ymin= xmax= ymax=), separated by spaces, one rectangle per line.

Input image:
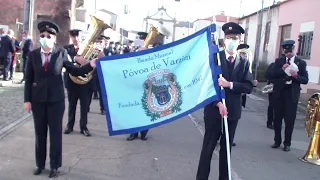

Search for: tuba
xmin=69 ymin=15 xmax=110 ymax=85
xmin=143 ymin=25 xmax=160 ymax=48
xmin=143 ymin=23 xmax=170 ymax=48
xmin=299 ymin=93 xmax=320 ymax=165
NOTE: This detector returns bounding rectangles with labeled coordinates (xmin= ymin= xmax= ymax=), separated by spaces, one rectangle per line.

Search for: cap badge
xmin=229 ymin=26 xmax=232 ymax=30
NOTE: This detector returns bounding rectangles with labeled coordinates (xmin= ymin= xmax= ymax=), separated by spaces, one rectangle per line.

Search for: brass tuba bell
xmin=299 ymin=93 xmax=320 ymax=165
xmin=69 ymin=15 xmax=110 ymax=85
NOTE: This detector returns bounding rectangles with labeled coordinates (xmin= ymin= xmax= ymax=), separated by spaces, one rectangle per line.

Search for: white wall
xmin=241 ymin=6 xmax=280 ymax=64
xmin=174 ymin=27 xmax=193 ymax=40
xmin=192 ymin=20 xmax=225 ymax=39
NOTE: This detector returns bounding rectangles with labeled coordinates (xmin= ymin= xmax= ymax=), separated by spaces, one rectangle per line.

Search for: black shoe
xmin=101 ymin=110 xmax=105 ymax=115
xmin=141 ymin=135 xmax=148 ymax=141
xmin=48 ymin=169 xmax=58 ymax=178
xmin=283 ymin=146 xmax=290 ymax=152
xmin=127 ymin=134 xmax=138 ymax=141
xmin=64 ymin=127 xmax=73 ymax=134
xmin=81 ymin=129 xmax=91 ymax=137
xmin=271 ymin=143 xmax=280 ymax=148
xmin=267 ymin=124 xmax=274 ymax=129
xmin=232 ymin=143 xmax=236 ymax=146
xmin=33 ymin=168 xmax=43 ymax=175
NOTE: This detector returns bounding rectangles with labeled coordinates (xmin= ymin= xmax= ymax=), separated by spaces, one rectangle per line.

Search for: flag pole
xmin=211 ymin=14 xmax=232 ymax=180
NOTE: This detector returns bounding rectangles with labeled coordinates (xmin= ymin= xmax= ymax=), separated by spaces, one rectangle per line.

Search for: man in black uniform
xmin=271 ymin=40 xmax=308 ymax=151
xmin=127 ymin=31 xmax=150 ymax=141
xmin=196 ymin=22 xmax=254 ymax=180
xmin=24 ymin=21 xmax=96 ymax=178
xmin=264 ymin=62 xmax=275 ymax=129
xmin=63 ymin=29 xmax=92 ymax=137
xmin=89 ymin=35 xmax=108 ymax=115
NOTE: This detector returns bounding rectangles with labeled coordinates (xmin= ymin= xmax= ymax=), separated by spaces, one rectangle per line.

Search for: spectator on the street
xmin=21 ymin=31 xmax=33 ymax=83
xmin=264 ymin=62 xmax=275 ymax=129
xmin=9 ymin=36 xmax=21 ymax=80
xmin=0 ymin=29 xmax=15 ymax=81
xmin=0 ymin=28 xmax=5 ymax=37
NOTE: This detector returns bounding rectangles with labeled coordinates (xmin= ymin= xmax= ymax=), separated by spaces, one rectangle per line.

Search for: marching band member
xmin=127 ymin=31 xmax=150 ymax=141
xmin=196 ymin=22 xmax=253 ymax=180
xmin=271 ymin=40 xmax=308 ymax=151
xmin=24 ymin=21 xmax=97 ymax=177
xmin=63 ymin=29 xmax=93 ymax=137
xmin=89 ymin=35 xmax=108 ymax=115
xmin=264 ymin=62 xmax=275 ymax=129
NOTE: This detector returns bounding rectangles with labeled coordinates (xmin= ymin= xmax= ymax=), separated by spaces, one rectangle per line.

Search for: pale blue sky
xmin=85 ymin=0 xmax=282 ymax=31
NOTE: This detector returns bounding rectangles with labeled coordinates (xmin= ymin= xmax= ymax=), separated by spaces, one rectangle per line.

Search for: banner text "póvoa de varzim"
xmin=122 ymin=55 xmax=191 ymax=79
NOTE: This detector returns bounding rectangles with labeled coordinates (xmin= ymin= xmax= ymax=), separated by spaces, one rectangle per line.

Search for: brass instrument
xmin=69 ymin=15 xmax=110 ymax=85
xmin=300 ymin=93 xmax=320 ymax=165
xmin=143 ymin=23 xmax=170 ymax=48
xmin=143 ymin=25 xmax=160 ymax=48
xmin=262 ymin=84 xmax=274 ymax=94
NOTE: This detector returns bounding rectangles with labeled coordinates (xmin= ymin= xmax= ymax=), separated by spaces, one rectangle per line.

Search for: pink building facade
xmin=239 ymin=0 xmax=319 ymax=92
xmin=277 ymin=0 xmax=319 ymax=91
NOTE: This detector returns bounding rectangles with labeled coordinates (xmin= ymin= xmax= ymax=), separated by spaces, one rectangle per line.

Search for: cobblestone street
xmin=0 ymin=86 xmax=27 ymax=130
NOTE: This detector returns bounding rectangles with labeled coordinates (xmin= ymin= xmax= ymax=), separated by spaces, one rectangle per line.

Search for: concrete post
xmin=23 ymin=0 xmax=30 ymax=33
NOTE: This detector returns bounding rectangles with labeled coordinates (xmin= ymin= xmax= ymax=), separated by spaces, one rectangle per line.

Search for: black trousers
xmin=273 ymin=85 xmax=298 ymax=146
xmin=197 ymin=109 xmax=239 ymax=180
xmin=22 ymin=56 xmax=27 ymax=80
xmin=67 ymin=84 xmax=90 ymax=131
xmin=32 ymin=101 xmax=65 ymax=169
xmin=267 ymin=93 xmax=274 ymax=126
xmin=91 ymin=76 xmax=104 ymax=111
xmin=1 ymin=57 xmax=11 ymax=79
xmin=130 ymin=130 xmax=149 ymax=137
xmin=9 ymin=56 xmax=14 ymax=78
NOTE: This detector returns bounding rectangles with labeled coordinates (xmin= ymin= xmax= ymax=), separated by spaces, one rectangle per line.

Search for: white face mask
xmin=40 ymin=37 xmax=55 ymax=49
xmin=225 ymin=39 xmax=238 ymax=53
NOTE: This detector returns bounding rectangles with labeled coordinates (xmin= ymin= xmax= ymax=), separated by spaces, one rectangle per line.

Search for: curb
xmin=0 ymin=113 xmax=32 ymax=140
xmin=0 ymin=81 xmax=25 ymax=87
xmin=253 ymin=88 xmax=307 ymax=113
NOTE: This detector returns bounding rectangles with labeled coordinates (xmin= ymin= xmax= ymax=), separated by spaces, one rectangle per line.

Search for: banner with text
xmin=97 ymin=24 xmax=221 ymax=136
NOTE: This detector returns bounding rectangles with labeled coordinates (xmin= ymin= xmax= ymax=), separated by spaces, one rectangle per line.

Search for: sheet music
xmin=284 ymin=62 xmax=299 ymax=76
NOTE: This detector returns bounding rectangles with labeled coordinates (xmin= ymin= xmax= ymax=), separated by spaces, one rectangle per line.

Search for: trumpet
xmin=262 ymin=83 xmax=274 ymax=94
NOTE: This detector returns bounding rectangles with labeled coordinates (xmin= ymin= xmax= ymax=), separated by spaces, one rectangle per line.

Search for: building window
xmin=279 ymin=24 xmax=292 ymax=57
xmin=297 ymin=31 xmax=313 ymax=59
xmin=263 ymin=21 xmax=271 ymax=52
xmin=244 ymin=28 xmax=249 ymax=44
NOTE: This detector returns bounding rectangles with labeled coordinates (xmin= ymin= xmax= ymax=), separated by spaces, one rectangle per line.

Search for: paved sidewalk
xmin=0 ymin=92 xmax=319 ymax=180
xmin=0 ymin=99 xmax=203 ymax=180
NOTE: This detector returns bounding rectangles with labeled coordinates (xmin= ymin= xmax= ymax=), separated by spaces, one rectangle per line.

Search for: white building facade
xmin=239 ymin=5 xmax=280 ymax=64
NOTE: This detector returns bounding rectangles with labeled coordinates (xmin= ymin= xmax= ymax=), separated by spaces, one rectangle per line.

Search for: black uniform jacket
xmin=204 ymin=51 xmax=254 ymax=121
xmin=264 ymin=62 xmax=275 ymax=84
xmin=271 ymin=56 xmax=308 ymax=104
xmin=0 ymin=35 xmax=15 ymax=58
xmin=24 ymin=47 xmax=93 ymax=103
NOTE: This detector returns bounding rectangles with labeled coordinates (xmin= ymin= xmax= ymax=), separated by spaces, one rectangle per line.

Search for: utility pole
xmin=238 ymin=0 xmax=243 ymax=23
xmin=254 ymin=0 xmax=264 ymax=80
xmin=29 ymin=0 xmax=35 ymax=37
xmin=23 ymin=0 xmax=30 ymax=33
xmin=23 ymin=0 xmax=35 ymax=36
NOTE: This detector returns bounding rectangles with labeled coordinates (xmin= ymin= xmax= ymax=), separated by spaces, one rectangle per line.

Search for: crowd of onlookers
xmin=0 ymin=28 xmax=33 ymax=82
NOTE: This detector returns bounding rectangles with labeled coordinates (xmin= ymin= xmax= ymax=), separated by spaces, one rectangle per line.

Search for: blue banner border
xmin=96 ymin=24 xmax=221 ymax=136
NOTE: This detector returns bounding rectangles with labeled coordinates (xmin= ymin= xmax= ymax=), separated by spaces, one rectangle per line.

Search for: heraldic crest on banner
xmin=141 ymin=69 xmax=183 ymax=121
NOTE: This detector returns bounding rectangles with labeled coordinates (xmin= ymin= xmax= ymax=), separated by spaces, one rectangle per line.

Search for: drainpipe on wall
xmin=254 ymin=0 xmax=264 ymax=80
